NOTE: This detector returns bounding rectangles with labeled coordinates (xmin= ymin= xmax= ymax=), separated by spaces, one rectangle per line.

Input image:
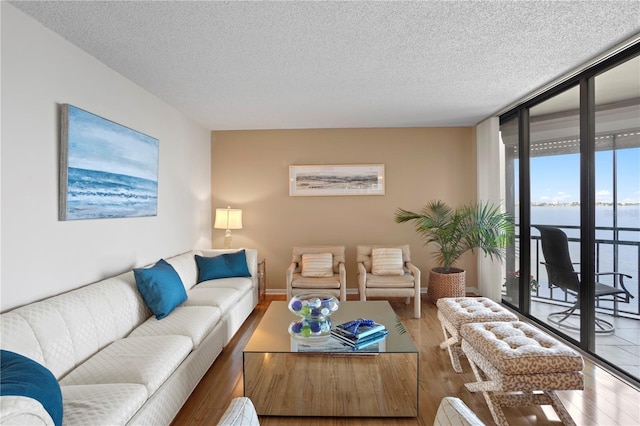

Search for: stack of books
xmin=330 ymin=318 xmax=388 ymax=350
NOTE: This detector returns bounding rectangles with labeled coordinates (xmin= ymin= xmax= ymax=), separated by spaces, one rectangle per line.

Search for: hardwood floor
xmin=172 ymin=295 xmax=640 ymax=425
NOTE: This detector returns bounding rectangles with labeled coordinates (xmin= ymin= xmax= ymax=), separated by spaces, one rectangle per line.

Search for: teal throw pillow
xmin=134 ymin=259 xmax=187 ymax=319
xmin=196 ymin=250 xmax=251 ymax=283
xmin=0 ymin=350 xmax=63 ymax=426
xmin=225 ymin=250 xmax=252 ymax=277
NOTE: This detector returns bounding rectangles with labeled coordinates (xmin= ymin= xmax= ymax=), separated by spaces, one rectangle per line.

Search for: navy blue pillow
xmin=0 ymin=350 xmax=63 ymax=426
xmin=195 ymin=250 xmax=251 ymax=283
xmin=134 ymin=259 xmax=187 ymax=319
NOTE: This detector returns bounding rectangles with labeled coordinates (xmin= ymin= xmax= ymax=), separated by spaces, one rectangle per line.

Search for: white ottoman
xmin=436 ymin=297 xmax=518 ymax=373
xmin=460 ymin=321 xmax=584 ymax=426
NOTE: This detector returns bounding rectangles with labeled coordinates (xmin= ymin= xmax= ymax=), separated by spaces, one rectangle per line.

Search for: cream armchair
xmin=357 ymin=244 xmax=421 ymax=318
xmin=286 ymin=246 xmax=347 ymax=301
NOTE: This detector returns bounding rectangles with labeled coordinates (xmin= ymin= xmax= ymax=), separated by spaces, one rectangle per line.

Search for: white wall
xmin=476 ymin=117 xmax=505 ymax=301
xmin=1 ymin=4 xmax=211 ymax=312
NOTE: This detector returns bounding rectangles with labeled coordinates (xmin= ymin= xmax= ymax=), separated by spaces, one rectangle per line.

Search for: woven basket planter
xmin=427 ymin=268 xmax=465 ymax=304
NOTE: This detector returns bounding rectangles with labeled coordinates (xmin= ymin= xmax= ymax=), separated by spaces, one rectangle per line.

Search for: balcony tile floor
xmin=531 ymin=300 xmax=640 ymax=380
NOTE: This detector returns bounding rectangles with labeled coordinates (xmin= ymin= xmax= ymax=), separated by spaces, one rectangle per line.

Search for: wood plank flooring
xmin=171 ymin=295 xmax=640 ymax=426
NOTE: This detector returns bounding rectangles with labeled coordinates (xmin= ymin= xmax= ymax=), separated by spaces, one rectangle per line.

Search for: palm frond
xmin=394 ymin=200 xmax=515 ymax=273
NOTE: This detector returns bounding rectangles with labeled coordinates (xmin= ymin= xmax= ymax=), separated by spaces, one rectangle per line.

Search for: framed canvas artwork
xmin=289 ymin=164 xmax=385 ymax=196
xmin=59 ymin=104 xmax=159 ymax=220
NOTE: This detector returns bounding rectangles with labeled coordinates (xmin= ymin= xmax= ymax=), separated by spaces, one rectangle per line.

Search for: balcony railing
xmin=525 ymin=224 xmax=640 ymax=319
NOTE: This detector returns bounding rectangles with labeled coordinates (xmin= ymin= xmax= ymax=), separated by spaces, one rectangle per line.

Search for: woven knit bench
xmin=436 ymin=297 xmax=518 ymax=373
xmin=460 ymin=321 xmax=584 ymax=426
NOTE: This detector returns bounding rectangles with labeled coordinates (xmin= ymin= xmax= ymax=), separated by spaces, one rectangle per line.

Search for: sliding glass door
xmin=593 ymin=56 xmax=640 ymax=379
xmin=528 ymin=86 xmax=582 ymax=340
xmin=501 ymin=49 xmax=639 ymax=383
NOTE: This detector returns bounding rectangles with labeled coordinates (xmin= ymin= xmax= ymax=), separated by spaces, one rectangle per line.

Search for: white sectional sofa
xmin=0 ymin=249 xmax=258 ymax=426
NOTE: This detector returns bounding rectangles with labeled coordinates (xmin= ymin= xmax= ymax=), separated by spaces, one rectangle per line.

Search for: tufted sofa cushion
xmin=61 ymin=383 xmax=147 ymax=426
xmin=437 ymin=297 xmax=518 ymax=329
xmin=0 ymin=271 xmax=150 ymax=380
xmin=59 ymin=335 xmax=192 ymax=395
xmin=128 ymin=306 xmax=221 ymax=349
xmin=165 ymin=250 xmax=203 ymax=292
xmin=460 ymin=321 xmax=584 ymax=375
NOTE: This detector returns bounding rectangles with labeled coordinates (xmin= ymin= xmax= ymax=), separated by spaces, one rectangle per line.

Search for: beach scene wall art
xmin=59 ymin=104 xmax=159 ymax=220
xmin=289 ymin=164 xmax=385 ymax=196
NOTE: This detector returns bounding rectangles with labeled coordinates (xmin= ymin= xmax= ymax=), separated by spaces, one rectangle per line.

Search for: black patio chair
xmin=535 ymin=225 xmax=633 ymax=334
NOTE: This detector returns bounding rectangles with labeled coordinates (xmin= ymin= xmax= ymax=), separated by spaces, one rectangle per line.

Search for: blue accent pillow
xmin=134 ymin=259 xmax=187 ymax=319
xmin=196 ymin=250 xmax=251 ymax=283
xmin=0 ymin=350 xmax=63 ymax=426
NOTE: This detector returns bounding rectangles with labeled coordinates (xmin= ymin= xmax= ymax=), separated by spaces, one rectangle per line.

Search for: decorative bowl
xmin=288 ymin=291 xmax=339 ymax=340
xmin=288 ymin=317 xmax=332 ymax=341
xmin=288 ymin=292 xmax=339 ymax=319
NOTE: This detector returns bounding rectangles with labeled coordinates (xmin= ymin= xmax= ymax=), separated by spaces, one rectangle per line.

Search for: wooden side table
xmin=258 ymin=258 xmax=266 ymax=299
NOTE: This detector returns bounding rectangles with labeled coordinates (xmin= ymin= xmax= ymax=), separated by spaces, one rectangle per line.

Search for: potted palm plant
xmin=395 ymin=200 xmax=515 ymax=303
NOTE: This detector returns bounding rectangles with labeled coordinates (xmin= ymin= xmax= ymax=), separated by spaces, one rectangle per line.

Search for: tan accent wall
xmin=211 ymin=127 xmax=477 ymax=295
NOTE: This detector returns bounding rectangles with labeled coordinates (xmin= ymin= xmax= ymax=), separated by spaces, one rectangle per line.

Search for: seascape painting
xmin=60 ymin=104 xmax=159 ymax=220
xmin=289 ymin=165 xmax=385 ymax=196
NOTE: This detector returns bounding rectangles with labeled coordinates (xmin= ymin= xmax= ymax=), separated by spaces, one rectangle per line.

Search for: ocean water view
xmin=66 ymin=167 xmax=158 ymax=220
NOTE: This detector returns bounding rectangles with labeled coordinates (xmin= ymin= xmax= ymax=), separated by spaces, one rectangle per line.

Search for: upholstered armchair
xmin=286 ymin=246 xmax=347 ymax=301
xmin=357 ymin=244 xmax=421 ymax=318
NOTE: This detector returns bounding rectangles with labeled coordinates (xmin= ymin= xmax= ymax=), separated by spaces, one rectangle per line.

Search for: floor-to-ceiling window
xmin=501 ymin=115 xmax=521 ymax=308
xmin=501 ymin=47 xmax=640 ymax=384
xmin=593 ymin=56 xmax=640 ymax=379
xmin=528 ymin=86 xmax=582 ymax=340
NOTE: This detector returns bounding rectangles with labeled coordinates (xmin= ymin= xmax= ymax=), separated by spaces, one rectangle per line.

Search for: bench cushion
xmin=437 ymin=297 xmax=518 ymax=329
xmin=460 ymin=321 xmax=584 ymax=375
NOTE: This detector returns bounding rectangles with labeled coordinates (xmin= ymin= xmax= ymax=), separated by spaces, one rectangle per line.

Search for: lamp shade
xmin=214 ymin=207 xmax=243 ymax=230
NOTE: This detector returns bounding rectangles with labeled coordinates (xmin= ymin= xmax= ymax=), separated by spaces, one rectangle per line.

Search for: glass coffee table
xmin=243 ymin=301 xmax=419 ymax=417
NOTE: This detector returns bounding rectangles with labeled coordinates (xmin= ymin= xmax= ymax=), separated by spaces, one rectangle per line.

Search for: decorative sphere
xmin=309 ymin=321 xmax=321 ymax=333
xmin=291 ymin=321 xmax=303 ymax=333
xmin=291 ymin=300 xmax=303 ymax=311
xmin=301 ymin=325 xmax=312 ymax=337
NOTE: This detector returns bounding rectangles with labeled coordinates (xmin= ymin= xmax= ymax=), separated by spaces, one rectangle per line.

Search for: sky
xmin=527 ymin=147 xmax=640 ymax=204
xmin=66 ymin=105 xmax=159 ymax=182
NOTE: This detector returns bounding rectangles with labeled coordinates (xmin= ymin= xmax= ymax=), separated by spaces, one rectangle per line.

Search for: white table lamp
xmin=214 ymin=206 xmax=243 ymax=249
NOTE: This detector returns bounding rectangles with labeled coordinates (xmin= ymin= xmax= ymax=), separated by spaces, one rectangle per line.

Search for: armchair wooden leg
xmin=339 ymin=287 xmax=347 ymax=302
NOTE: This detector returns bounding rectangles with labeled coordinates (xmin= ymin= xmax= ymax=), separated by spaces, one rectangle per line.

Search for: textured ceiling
xmin=8 ymin=1 xmax=640 ymax=130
